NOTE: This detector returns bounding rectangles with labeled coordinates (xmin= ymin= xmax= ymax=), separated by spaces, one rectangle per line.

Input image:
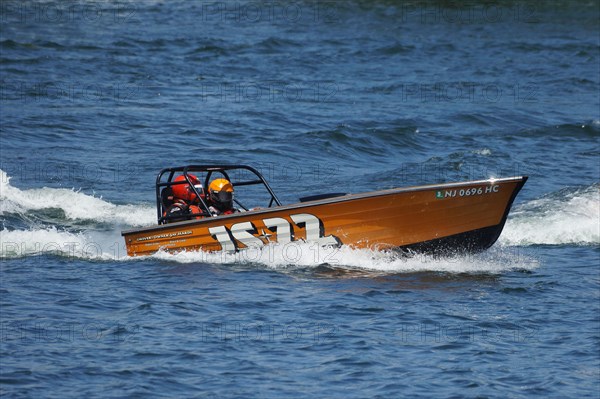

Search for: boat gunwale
xmin=121 ymin=176 xmax=527 ymax=236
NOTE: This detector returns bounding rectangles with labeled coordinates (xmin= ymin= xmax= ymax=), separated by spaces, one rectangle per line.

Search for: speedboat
xmin=121 ymin=165 xmax=527 ymax=257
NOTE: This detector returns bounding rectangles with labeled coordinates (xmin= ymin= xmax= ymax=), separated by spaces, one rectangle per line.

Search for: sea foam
xmin=500 ymin=184 xmax=600 ymax=246
xmin=150 ymin=242 xmax=540 ymax=274
xmin=0 ymin=169 xmax=155 ymax=227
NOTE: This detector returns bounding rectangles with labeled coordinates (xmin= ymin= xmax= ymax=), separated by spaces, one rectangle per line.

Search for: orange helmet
xmin=209 ymin=178 xmax=234 ymax=210
xmin=172 ymin=174 xmax=203 ymax=202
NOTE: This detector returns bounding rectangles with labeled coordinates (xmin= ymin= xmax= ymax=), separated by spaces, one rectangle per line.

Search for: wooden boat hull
xmin=122 ymin=176 xmax=527 ymax=257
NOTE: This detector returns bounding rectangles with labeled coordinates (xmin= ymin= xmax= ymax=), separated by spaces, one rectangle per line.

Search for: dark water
xmin=1 ymin=1 xmax=599 ymax=398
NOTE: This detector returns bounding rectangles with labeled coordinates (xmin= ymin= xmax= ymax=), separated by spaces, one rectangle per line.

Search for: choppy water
xmin=1 ymin=1 xmax=599 ymax=398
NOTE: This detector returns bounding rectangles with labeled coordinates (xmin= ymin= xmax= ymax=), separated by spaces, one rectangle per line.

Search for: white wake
xmin=500 ymin=184 xmax=599 ymax=246
xmin=0 ymin=169 xmax=155 ymax=226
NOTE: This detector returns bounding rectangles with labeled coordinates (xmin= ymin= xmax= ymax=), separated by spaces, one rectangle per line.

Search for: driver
xmin=208 ymin=178 xmax=238 ymax=215
xmin=165 ymin=174 xmax=205 ymax=221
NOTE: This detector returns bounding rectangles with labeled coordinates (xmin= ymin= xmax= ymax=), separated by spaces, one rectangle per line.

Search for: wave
xmin=152 ymin=242 xmax=539 ymax=274
xmin=520 ymin=121 xmax=600 ymax=138
xmin=0 ymin=169 xmax=155 ymax=227
xmin=0 ymin=227 xmax=109 ymax=260
xmin=0 ymin=231 xmax=538 ymax=274
xmin=500 ymin=184 xmax=600 ymax=246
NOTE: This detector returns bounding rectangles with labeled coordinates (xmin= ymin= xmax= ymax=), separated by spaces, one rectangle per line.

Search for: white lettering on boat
xmin=207 ymin=226 xmax=236 ymax=252
xmin=209 ymin=213 xmax=339 ymax=251
xmin=137 ymin=230 xmax=193 ymax=242
xmin=262 ymin=217 xmax=292 ymax=243
xmin=436 ymin=185 xmax=499 ymax=199
xmin=290 ymin=213 xmax=339 ymax=246
xmin=230 ymin=222 xmax=264 ymax=248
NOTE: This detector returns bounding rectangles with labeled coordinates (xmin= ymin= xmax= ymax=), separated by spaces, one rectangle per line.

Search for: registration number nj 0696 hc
xmin=436 ymin=185 xmax=499 ymax=199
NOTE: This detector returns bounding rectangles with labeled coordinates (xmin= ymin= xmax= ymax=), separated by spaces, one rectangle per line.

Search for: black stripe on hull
xmin=399 ymin=224 xmax=504 ymax=255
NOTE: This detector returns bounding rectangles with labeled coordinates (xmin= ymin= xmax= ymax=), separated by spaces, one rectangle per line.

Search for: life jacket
xmin=188 ymin=205 xmax=204 ymax=219
xmin=208 ymin=205 xmax=238 ymax=216
xmin=164 ymin=200 xmax=204 ymax=222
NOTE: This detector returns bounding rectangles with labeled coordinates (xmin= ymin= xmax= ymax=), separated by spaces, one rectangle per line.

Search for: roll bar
xmin=155 ymin=164 xmax=282 ymax=224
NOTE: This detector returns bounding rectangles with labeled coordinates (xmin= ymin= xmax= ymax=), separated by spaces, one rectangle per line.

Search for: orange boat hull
xmin=122 ymin=177 xmax=527 ymax=257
